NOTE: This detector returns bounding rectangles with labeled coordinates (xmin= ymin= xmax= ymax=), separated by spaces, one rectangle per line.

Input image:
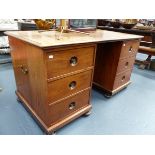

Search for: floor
xmin=0 ymin=54 xmax=155 ymax=135
xmin=0 ymin=54 xmax=12 ymax=64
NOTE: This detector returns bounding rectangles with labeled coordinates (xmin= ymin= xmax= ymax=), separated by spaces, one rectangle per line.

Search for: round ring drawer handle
xmin=121 ymin=76 xmax=126 ymax=81
xmin=69 ymin=81 xmax=76 ymax=90
xmin=125 ymin=62 xmax=129 ymax=68
xmin=129 ymin=46 xmax=133 ymax=53
xmin=70 ymin=56 xmax=78 ymax=66
xmin=69 ymin=102 xmax=76 ymax=110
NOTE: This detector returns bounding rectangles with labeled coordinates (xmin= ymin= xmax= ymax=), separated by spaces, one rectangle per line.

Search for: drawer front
xmin=47 ymin=70 xmax=92 ymax=104
xmin=46 ymin=46 xmax=95 ymax=79
xmin=113 ymin=70 xmax=132 ymax=90
xmin=120 ymin=40 xmax=139 ymax=59
xmin=116 ymin=56 xmax=135 ymax=74
xmin=48 ymin=89 xmax=90 ymax=126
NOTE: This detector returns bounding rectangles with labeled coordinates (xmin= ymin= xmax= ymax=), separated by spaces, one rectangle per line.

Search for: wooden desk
xmin=5 ymin=30 xmax=142 ymax=134
xmin=98 ymin=26 xmax=155 ymax=69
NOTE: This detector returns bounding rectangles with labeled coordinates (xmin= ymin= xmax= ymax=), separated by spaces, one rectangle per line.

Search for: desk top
xmin=5 ymin=29 xmax=143 ymax=49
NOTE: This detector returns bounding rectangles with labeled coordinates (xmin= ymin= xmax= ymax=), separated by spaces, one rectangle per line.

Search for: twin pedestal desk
xmin=5 ymin=30 xmax=143 ymax=134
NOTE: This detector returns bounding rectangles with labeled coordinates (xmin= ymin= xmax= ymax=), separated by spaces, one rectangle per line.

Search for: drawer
xmin=113 ymin=70 xmax=132 ymax=90
xmin=46 ymin=46 xmax=95 ymax=79
xmin=48 ymin=89 xmax=90 ymax=126
xmin=116 ymin=56 xmax=135 ymax=74
xmin=120 ymin=40 xmax=139 ymax=59
xmin=47 ymin=70 xmax=92 ymax=104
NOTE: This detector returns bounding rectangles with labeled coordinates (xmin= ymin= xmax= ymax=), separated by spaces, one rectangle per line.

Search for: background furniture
xmin=0 ymin=21 xmax=18 ymax=90
xmin=17 ymin=22 xmax=37 ymax=30
xmin=69 ymin=19 xmax=97 ymax=31
xmin=0 ymin=21 xmax=18 ymax=64
xmin=6 ymin=30 xmax=142 ymax=134
xmin=0 ymin=32 xmax=11 ymax=64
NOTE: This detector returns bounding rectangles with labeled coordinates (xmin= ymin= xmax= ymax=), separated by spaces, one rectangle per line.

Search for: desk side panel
xmin=8 ymin=36 xmax=48 ymax=125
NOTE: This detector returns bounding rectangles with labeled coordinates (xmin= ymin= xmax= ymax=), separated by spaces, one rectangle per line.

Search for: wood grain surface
xmin=5 ymin=29 xmax=143 ymax=48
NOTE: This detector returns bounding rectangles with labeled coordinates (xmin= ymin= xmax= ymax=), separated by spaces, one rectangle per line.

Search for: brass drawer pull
xmin=69 ymin=102 xmax=76 ymax=110
xmin=121 ymin=76 xmax=125 ymax=81
xmin=129 ymin=46 xmax=133 ymax=53
xmin=20 ymin=65 xmax=28 ymax=74
xmin=125 ymin=62 xmax=129 ymax=68
xmin=69 ymin=81 xmax=76 ymax=90
xmin=70 ymin=56 xmax=78 ymax=66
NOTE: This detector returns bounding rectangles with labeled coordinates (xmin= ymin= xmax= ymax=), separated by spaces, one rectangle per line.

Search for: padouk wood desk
xmin=5 ymin=30 xmax=143 ymax=134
